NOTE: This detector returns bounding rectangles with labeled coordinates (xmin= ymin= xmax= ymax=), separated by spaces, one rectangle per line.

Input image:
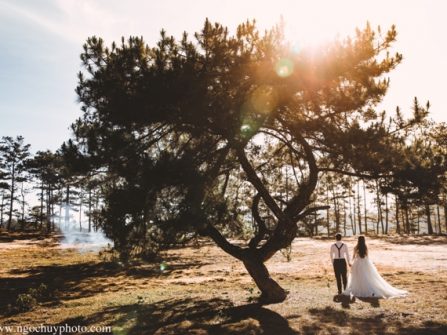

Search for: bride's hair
xmin=354 ymin=235 xmax=368 ymax=258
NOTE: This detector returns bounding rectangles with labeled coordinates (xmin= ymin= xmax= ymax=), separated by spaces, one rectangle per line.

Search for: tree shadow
xmin=307 ymin=306 xmax=447 ymax=335
xmin=51 ymin=297 xmax=447 ymax=335
xmin=0 ymin=257 xmax=208 ymax=315
xmin=55 ymin=297 xmax=299 ymax=335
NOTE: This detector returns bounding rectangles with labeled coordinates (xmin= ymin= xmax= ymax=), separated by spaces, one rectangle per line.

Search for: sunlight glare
xmin=275 ymin=58 xmax=294 ymax=77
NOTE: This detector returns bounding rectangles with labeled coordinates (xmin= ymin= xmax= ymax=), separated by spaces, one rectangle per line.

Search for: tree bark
xmin=20 ymin=182 xmax=25 ymax=230
xmin=40 ymin=182 xmax=44 ymax=230
xmin=243 ymin=256 xmax=287 ymax=303
xmin=65 ymin=185 xmax=70 ymax=228
xmin=384 ymin=192 xmax=389 ymax=234
xmin=88 ymin=189 xmax=92 ymax=233
xmin=46 ymin=187 xmax=51 ymax=233
xmin=425 ymin=204 xmax=433 ymax=235
xmin=0 ymin=192 xmax=4 ymax=228
xmin=356 ymin=181 xmax=362 ymax=235
xmin=7 ymin=162 xmax=15 ymax=230
xmin=375 ymin=180 xmax=382 ymax=234
xmin=326 ymin=185 xmax=330 ymax=236
xmin=395 ymin=196 xmax=400 ymax=234
xmin=79 ymin=188 xmax=83 ymax=232
xmin=416 ymin=210 xmax=420 ymax=234
xmin=363 ymin=181 xmax=367 ymax=235
xmin=404 ymin=205 xmax=410 ymax=234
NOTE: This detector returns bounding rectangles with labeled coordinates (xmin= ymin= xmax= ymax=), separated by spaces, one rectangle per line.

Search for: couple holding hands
xmin=330 ymin=233 xmax=407 ymax=299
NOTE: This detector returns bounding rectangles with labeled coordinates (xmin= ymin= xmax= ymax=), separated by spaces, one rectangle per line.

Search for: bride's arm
xmin=352 ymin=249 xmax=357 ymax=263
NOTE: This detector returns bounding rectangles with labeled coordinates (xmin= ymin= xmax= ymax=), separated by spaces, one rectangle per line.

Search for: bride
xmin=343 ymin=236 xmax=407 ymax=299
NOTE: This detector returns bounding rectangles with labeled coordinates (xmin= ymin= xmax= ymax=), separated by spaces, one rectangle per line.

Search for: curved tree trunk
xmin=243 ymin=256 xmax=287 ymax=303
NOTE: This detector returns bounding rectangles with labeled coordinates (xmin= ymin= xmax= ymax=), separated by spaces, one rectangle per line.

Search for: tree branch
xmin=294 ymin=205 xmax=330 ymax=221
xmin=283 ymin=131 xmax=319 ymax=217
xmin=318 ymin=167 xmax=388 ymax=179
xmin=204 ymin=225 xmax=244 ymax=260
xmin=248 ymin=193 xmax=269 ymax=249
xmin=235 ymin=146 xmax=285 ymax=221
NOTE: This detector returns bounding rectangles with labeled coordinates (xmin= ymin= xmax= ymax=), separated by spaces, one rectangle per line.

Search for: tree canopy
xmin=68 ymin=19 xmax=437 ymax=302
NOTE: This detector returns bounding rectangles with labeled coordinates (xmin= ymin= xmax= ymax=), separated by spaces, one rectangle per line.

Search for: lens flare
xmin=275 ymin=58 xmax=294 ymax=78
xmin=240 ymin=124 xmax=252 ymax=133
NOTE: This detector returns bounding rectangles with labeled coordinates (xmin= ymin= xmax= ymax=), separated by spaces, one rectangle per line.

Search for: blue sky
xmin=1 ymin=0 xmax=446 ymax=153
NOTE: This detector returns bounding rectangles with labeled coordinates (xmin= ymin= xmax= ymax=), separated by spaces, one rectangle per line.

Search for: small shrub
xmin=15 ymin=293 xmax=37 ymax=312
xmin=12 ymin=283 xmax=49 ymax=313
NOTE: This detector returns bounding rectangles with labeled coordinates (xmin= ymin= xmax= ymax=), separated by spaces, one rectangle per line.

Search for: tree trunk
xmin=65 ymin=185 xmax=70 ymax=228
xmin=444 ymin=196 xmax=447 ymax=234
xmin=20 ymin=183 xmax=25 ymax=230
xmin=46 ymin=188 xmax=51 ymax=233
xmin=395 ymin=196 xmax=400 ymax=234
xmin=333 ymin=191 xmax=340 ymax=233
xmin=88 ymin=189 xmax=92 ymax=233
xmin=357 ymin=181 xmax=362 ymax=235
xmin=375 ymin=180 xmax=383 ymax=234
xmin=40 ymin=182 xmax=44 ymax=230
xmin=401 ymin=205 xmax=406 ymax=234
xmin=350 ymin=191 xmax=356 ymax=235
xmin=363 ymin=182 xmax=367 ymax=235
xmin=79 ymin=188 xmax=83 ymax=232
xmin=416 ymin=210 xmax=420 ymax=234
xmin=343 ymin=201 xmax=347 ymax=236
xmin=384 ymin=193 xmax=389 ymax=234
xmin=243 ymin=256 xmax=287 ymax=303
xmin=51 ymin=190 xmax=55 ymax=231
xmin=326 ymin=186 xmax=330 ymax=236
xmin=404 ymin=205 xmax=410 ymax=234
xmin=7 ymin=162 xmax=15 ymax=230
xmin=425 ymin=204 xmax=433 ymax=235
xmin=0 ymin=192 xmax=4 ymax=228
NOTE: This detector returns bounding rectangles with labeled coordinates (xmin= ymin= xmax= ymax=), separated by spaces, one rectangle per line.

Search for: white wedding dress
xmin=343 ymin=256 xmax=407 ymax=299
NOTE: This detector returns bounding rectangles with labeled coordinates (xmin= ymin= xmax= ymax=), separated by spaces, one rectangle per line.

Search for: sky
xmin=1 ymin=0 xmax=446 ymax=153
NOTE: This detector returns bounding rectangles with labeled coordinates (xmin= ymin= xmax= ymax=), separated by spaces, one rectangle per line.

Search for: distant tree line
xmin=0 ymin=136 xmax=102 ymax=233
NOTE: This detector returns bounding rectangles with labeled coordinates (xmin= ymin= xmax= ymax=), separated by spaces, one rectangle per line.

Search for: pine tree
xmin=0 ymin=136 xmax=31 ymax=230
xmin=70 ymin=20 xmax=427 ymax=302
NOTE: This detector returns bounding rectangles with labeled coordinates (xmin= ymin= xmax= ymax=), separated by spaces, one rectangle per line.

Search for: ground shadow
xmin=307 ymin=306 xmax=447 ymax=335
xmin=49 ymin=297 xmax=447 ymax=335
xmin=55 ymin=297 xmax=298 ymax=335
xmin=0 ymin=256 xmax=208 ymax=316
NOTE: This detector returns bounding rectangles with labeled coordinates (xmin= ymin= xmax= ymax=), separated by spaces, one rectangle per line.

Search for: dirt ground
xmin=0 ymin=231 xmax=446 ymax=334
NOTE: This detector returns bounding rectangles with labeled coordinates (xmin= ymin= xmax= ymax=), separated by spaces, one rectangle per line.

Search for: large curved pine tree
xmin=71 ymin=20 xmax=424 ymax=302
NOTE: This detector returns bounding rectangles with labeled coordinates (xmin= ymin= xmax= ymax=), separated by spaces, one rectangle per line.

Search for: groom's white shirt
xmin=330 ymin=241 xmax=350 ymax=263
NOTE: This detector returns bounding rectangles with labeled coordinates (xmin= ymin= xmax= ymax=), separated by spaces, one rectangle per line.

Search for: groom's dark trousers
xmin=333 ymin=259 xmax=347 ymax=294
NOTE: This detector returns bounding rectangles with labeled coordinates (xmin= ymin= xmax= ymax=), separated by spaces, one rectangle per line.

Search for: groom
xmin=330 ymin=233 xmax=351 ymax=294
